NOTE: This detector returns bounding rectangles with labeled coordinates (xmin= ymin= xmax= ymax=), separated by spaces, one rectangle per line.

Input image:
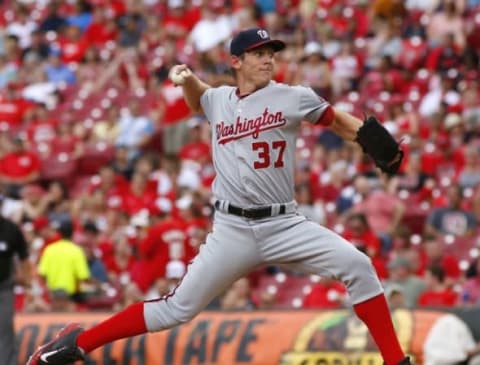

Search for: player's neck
xmin=236 ymin=80 xmax=269 ymax=97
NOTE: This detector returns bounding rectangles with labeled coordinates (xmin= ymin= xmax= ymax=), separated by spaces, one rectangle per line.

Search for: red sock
xmin=77 ymin=302 xmax=148 ymax=353
xmin=353 ymin=294 xmax=405 ymax=365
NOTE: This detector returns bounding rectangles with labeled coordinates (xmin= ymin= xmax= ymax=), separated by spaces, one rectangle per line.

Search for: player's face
xmin=234 ymin=45 xmax=275 ymax=87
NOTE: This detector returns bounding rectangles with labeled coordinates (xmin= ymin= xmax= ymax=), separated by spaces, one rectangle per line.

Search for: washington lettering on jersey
xmin=216 ymin=107 xmax=287 ymax=144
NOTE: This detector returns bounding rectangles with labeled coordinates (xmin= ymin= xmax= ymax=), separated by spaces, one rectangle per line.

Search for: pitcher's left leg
xmin=260 ymin=215 xmax=409 ymax=365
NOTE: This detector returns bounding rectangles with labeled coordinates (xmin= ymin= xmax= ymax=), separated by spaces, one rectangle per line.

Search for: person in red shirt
xmin=0 ymin=85 xmax=32 ymax=128
xmin=158 ymin=79 xmax=192 ymax=154
xmin=32 ymin=216 xmax=62 ymax=260
xmin=162 ymin=0 xmax=201 ymax=40
xmin=0 ymin=136 xmax=40 ymax=198
xmin=342 ymin=212 xmax=387 ymax=279
xmin=25 ymin=103 xmax=58 ymax=146
xmin=84 ymin=7 xmax=118 ymax=48
xmin=343 ymin=212 xmax=382 ymax=257
xmin=418 ymin=265 xmax=458 ymax=307
xmin=418 ymin=237 xmax=461 ymax=285
xmin=303 ymin=277 xmax=348 ymax=309
xmin=103 ymin=235 xmax=136 ymax=287
xmin=120 ymin=172 xmax=158 ymax=215
xmin=178 ymin=117 xmax=211 ymax=163
xmin=57 ymin=24 xmax=89 ymax=63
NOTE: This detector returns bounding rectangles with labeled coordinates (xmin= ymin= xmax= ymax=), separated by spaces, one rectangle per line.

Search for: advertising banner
xmin=16 ymin=309 xmax=445 ymax=365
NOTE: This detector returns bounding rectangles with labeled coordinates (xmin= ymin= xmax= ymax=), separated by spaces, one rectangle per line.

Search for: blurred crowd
xmin=1 ymin=0 xmax=480 ymax=313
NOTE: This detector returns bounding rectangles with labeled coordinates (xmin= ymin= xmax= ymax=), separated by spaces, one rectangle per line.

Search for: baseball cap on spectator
xmin=387 ymin=256 xmax=412 ymax=270
xmin=83 ymin=220 xmax=99 ymax=234
xmin=155 ymin=197 xmax=173 ymax=213
xmin=33 ymin=216 xmax=50 ymax=232
xmin=303 ymin=41 xmax=322 ymax=58
xmin=444 ymin=113 xmax=463 ymax=130
xmin=166 ymin=260 xmax=186 ymax=279
xmin=206 ymin=0 xmax=224 ymax=10
xmin=168 ymin=0 xmax=184 ymax=8
xmin=21 ymin=184 xmax=45 ymax=199
xmin=187 ymin=116 xmax=204 ymax=128
xmin=230 ymin=28 xmax=286 ymax=56
xmin=385 ymin=283 xmax=404 ymax=298
xmin=176 ymin=194 xmax=193 ymax=210
xmin=49 ymin=47 xmax=62 ymax=57
xmin=130 ymin=209 xmax=149 ymax=228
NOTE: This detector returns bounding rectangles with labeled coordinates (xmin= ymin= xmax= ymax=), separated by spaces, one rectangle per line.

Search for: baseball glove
xmin=355 ymin=116 xmax=404 ymax=175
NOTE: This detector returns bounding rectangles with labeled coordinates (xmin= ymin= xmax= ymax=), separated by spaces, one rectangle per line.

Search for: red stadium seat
xmin=40 ymin=152 xmax=78 ymax=184
xmin=77 ymin=142 xmax=115 ymax=175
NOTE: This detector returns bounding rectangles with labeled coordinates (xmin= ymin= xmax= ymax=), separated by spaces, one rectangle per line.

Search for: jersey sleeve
xmin=297 ymin=86 xmax=334 ymax=126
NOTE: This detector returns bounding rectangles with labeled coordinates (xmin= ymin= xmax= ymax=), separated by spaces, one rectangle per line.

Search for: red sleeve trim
xmin=315 ymin=105 xmax=334 ymax=126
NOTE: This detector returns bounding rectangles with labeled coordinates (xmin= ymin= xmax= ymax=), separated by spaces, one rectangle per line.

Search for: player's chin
xmin=257 ymin=73 xmax=272 ymax=87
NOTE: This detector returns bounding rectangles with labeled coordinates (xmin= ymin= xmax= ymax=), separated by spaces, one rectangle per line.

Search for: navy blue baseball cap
xmin=230 ymin=28 xmax=286 ymax=56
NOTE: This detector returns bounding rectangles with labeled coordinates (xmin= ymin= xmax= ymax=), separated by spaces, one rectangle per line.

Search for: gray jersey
xmin=200 ymin=81 xmax=330 ymax=207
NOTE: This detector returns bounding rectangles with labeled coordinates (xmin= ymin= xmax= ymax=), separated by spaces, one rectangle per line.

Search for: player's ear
xmin=230 ymin=54 xmax=242 ymax=70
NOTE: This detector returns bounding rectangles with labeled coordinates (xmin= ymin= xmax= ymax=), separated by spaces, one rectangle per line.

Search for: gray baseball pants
xmin=144 ymin=211 xmax=383 ymax=331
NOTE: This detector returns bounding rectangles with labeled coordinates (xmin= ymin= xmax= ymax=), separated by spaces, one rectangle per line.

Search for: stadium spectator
xmin=255 ymin=287 xmax=278 ymax=310
xmin=302 ymin=277 xmax=348 ymax=309
xmin=385 ymin=284 xmax=406 ymax=310
xmin=293 ymin=41 xmax=332 ymax=98
xmin=77 ymin=221 xmax=108 ymax=285
xmin=187 ymin=1 xmax=233 ymax=54
xmin=21 ymin=30 xmax=51 ymax=63
xmin=6 ymin=5 xmax=37 ymax=50
xmin=43 ymin=180 xmax=72 ymax=224
xmin=24 ymin=102 xmax=57 ymax=146
xmin=417 ymin=265 xmax=458 ymax=307
xmin=459 ymin=257 xmax=480 ymax=306
xmin=425 ymin=185 xmax=477 ymax=238
xmin=103 ymin=235 xmax=135 ymax=288
xmin=220 ymin=277 xmax=256 ymax=311
xmin=117 ymin=11 xmax=144 ymax=48
xmin=178 ymin=116 xmax=211 ymax=164
xmin=18 ymin=184 xmax=48 ymax=222
xmin=426 ymin=1 xmax=466 ymax=50
xmin=330 ymin=41 xmax=359 ymax=97
xmin=65 ymin=0 xmax=93 ymax=32
xmin=343 ymin=212 xmax=382 ymax=257
xmin=383 ymin=256 xmax=426 ymax=308
xmin=91 ymin=106 xmax=121 ymax=144
xmin=418 ymin=236 xmax=462 ymax=286
xmin=84 ymin=6 xmax=118 ymax=48
xmin=0 ymin=55 xmax=19 ymax=89
xmin=295 ymin=182 xmax=326 ymax=225
xmin=37 ymin=219 xmax=91 ymax=304
xmin=31 ymin=215 xmax=61 ymax=258
xmin=115 ymin=100 xmax=155 ymax=161
xmin=0 ymin=136 xmax=40 ymax=198
xmin=43 ymin=48 xmax=77 ymax=85
xmin=456 ymin=144 xmax=480 ymax=189
xmin=57 ymin=24 xmax=89 ymax=64
xmin=347 ymin=175 xmax=406 ymax=253
xmin=0 ymin=83 xmax=32 ymax=128
xmin=393 ymin=151 xmax=434 ymax=194
xmin=39 ymin=2 xmax=67 ymax=32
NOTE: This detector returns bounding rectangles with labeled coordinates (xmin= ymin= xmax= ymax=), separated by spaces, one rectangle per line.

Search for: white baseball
xmin=170 ymin=69 xmax=190 ymax=85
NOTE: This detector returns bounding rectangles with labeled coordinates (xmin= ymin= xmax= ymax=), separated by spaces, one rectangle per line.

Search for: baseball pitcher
xmin=27 ymin=28 xmax=409 ymax=365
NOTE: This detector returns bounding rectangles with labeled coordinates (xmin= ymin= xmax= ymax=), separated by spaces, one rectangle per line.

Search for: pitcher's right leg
xmin=27 ymin=212 xmax=262 ymax=364
xmin=144 ymin=211 xmax=262 ymax=331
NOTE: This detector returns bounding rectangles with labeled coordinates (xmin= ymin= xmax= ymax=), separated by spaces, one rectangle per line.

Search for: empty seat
xmin=77 ymin=142 xmax=114 ymax=175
